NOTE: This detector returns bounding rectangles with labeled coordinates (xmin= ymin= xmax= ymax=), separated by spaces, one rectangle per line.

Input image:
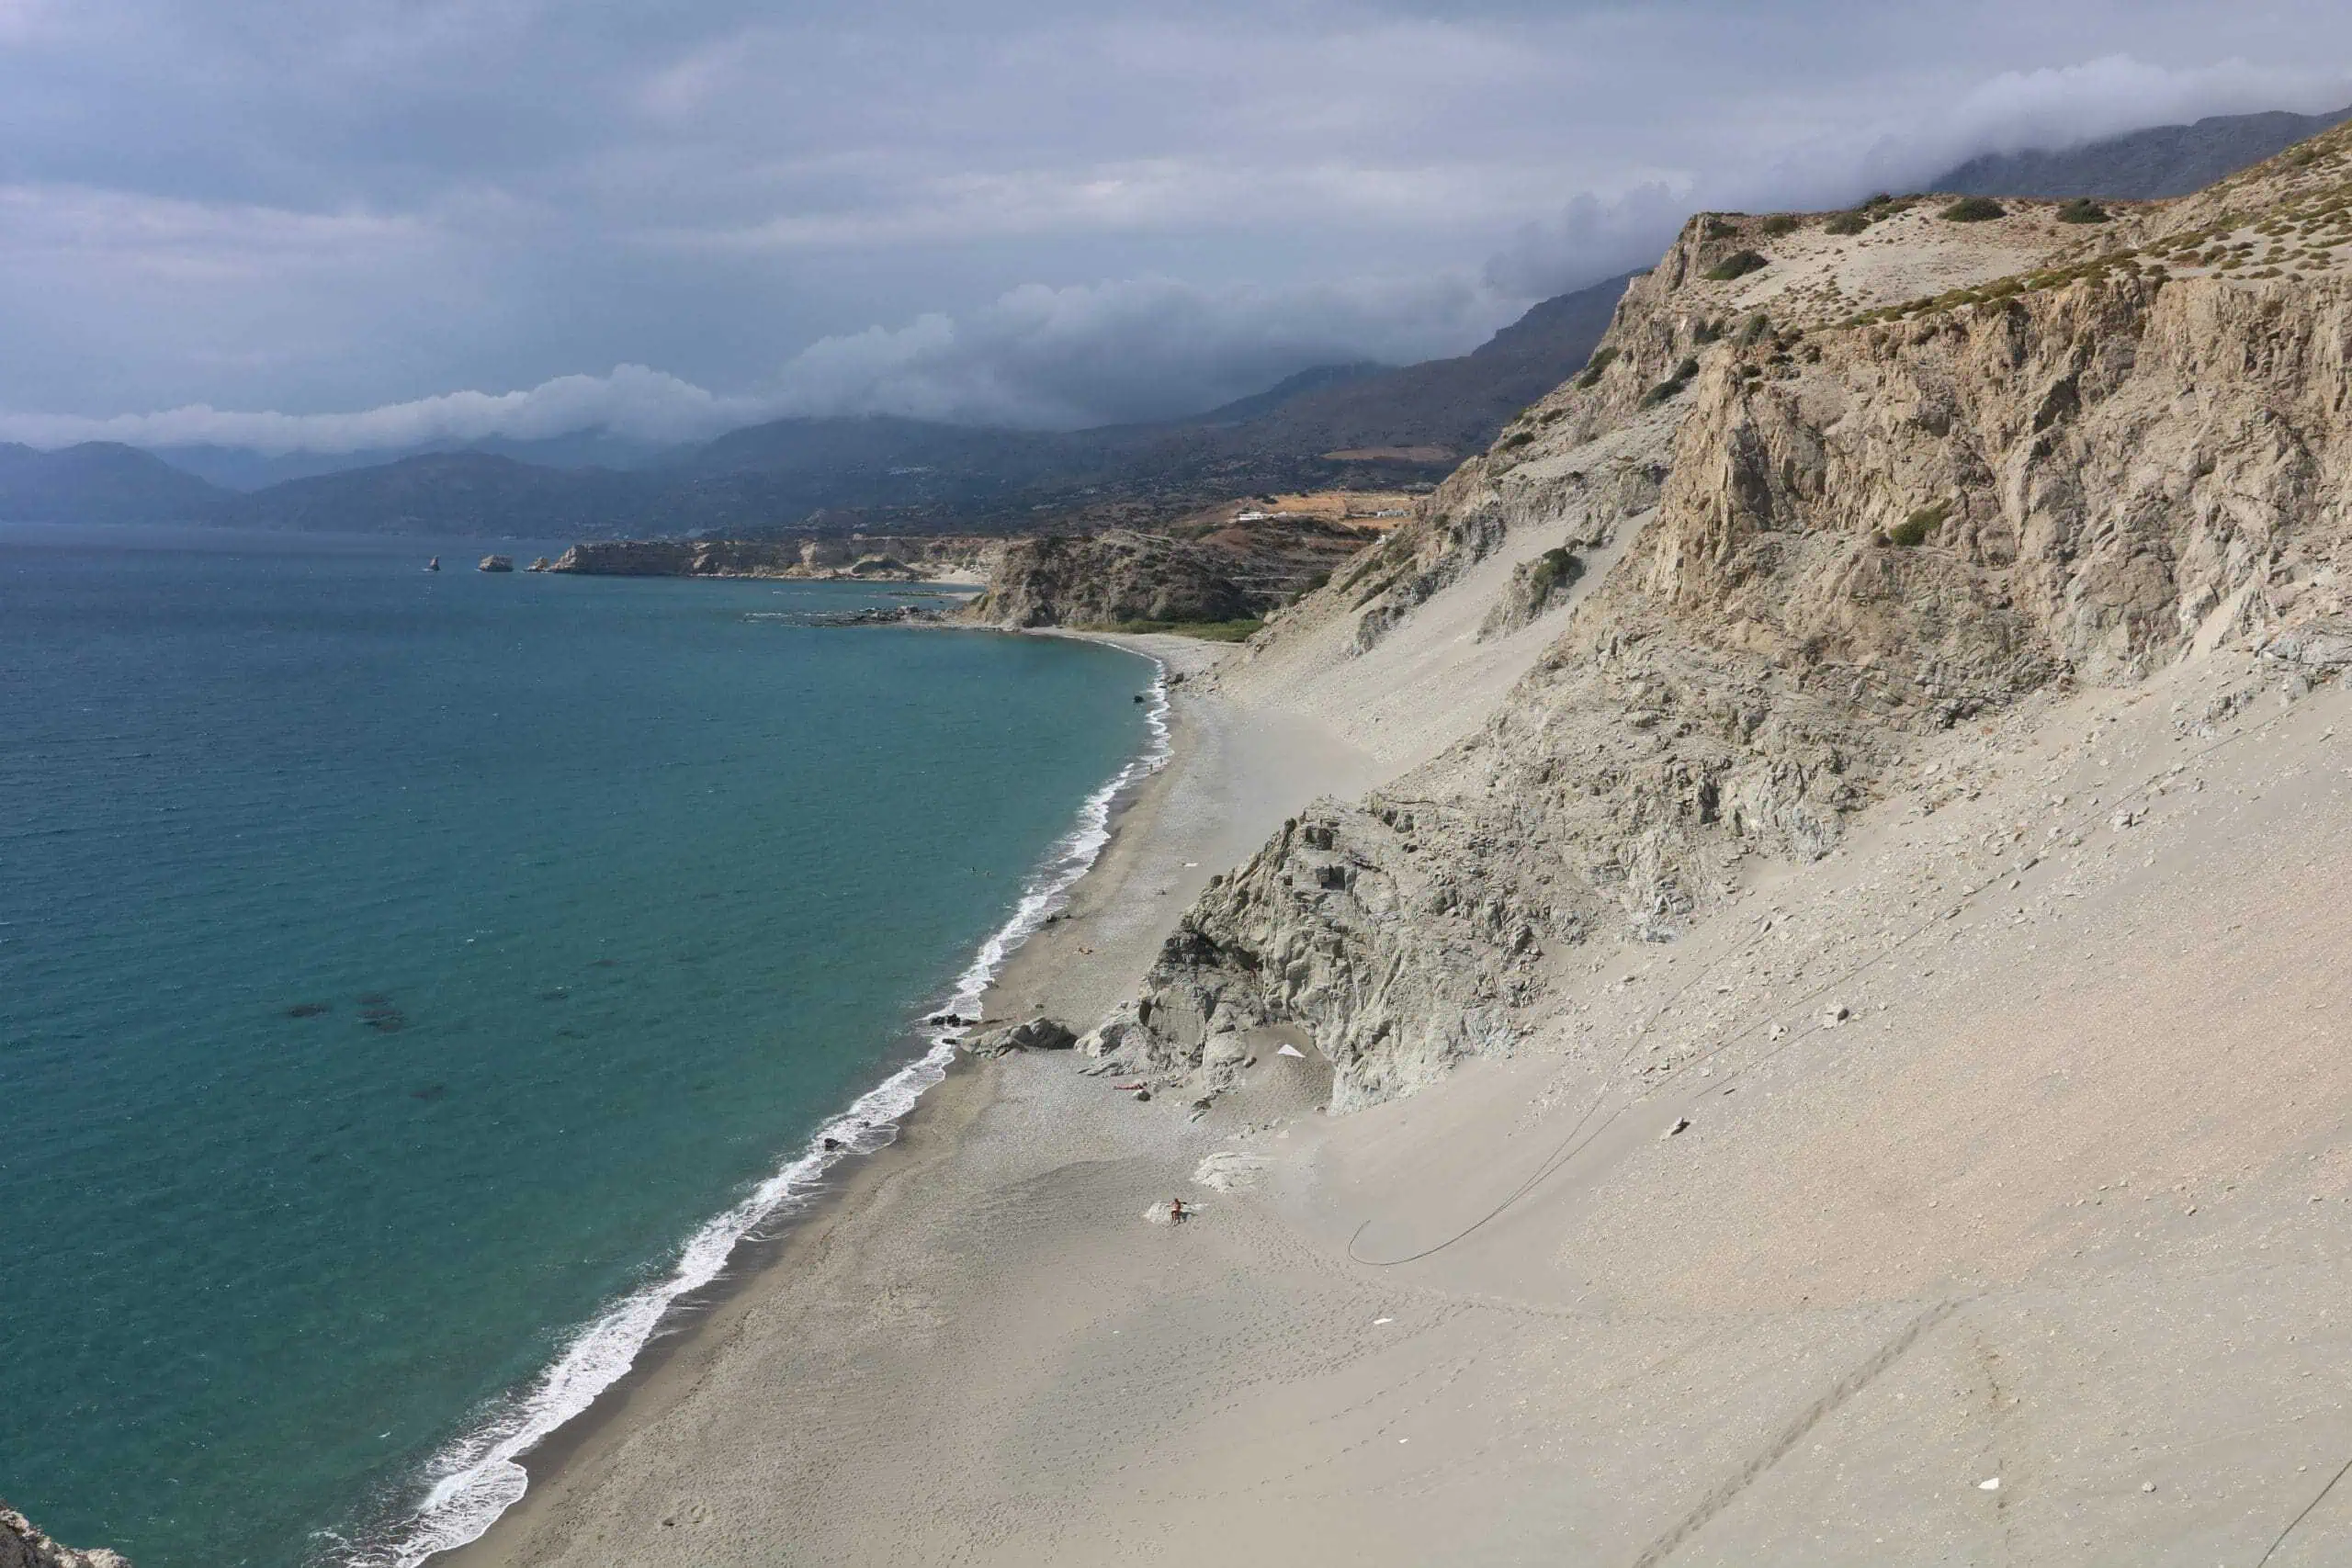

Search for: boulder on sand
xmin=960 ymin=1016 xmax=1078 ymax=1055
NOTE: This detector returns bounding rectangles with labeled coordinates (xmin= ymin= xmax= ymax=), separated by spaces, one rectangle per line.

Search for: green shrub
xmin=1576 ymin=345 xmax=1620 ymax=389
xmin=1705 ymin=250 xmax=1770 ymax=281
xmin=1528 ymin=547 xmax=1584 ymax=599
xmin=1941 ymin=197 xmax=2007 ymax=223
xmin=1639 ymin=357 xmax=1703 ymax=408
xmin=1824 ymin=210 xmax=1871 ymax=235
xmin=1735 ymin=311 xmax=1771 ymax=346
xmin=1760 ymin=214 xmax=1802 ymax=237
xmin=1702 ymin=215 xmax=1739 ymax=239
xmin=2057 ymin=198 xmax=2110 ymax=224
xmin=1692 ymin=318 xmax=1723 ymax=344
xmin=1498 ymin=430 xmax=1535 ymax=451
xmin=1887 ymin=500 xmax=1951 ymax=547
xmin=1860 ymin=192 xmax=1895 ymax=209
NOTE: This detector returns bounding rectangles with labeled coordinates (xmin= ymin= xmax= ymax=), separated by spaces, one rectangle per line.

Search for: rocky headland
xmin=951 ymin=516 xmax=1365 ymax=630
xmin=548 ymin=503 xmax=1385 ymax=636
xmin=0 ymin=1506 xmax=129 ymax=1568
xmin=546 ymin=535 xmax=998 ymax=581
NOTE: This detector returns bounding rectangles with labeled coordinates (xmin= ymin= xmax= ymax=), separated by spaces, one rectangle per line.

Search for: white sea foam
xmin=350 ymin=651 xmax=1171 ymax=1568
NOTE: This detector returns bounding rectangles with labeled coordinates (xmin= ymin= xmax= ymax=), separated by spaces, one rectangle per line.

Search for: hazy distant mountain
xmin=158 ymin=430 xmax=686 ymax=491
xmin=14 ymin=271 xmax=1629 ymax=536
xmin=1185 ymin=363 xmax=1391 ymax=426
xmin=1216 ymin=270 xmax=1637 ymax=457
xmin=1934 ymin=105 xmax=2352 ymax=200
xmin=223 ymin=452 xmax=656 ymax=536
xmin=0 ymin=441 xmax=224 ymax=525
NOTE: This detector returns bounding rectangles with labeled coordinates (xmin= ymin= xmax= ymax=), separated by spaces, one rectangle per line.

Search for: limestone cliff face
xmin=0 ymin=1506 xmax=130 ymax=1568
xmin=1133 ymin=124 xmax=2352 ymax=1110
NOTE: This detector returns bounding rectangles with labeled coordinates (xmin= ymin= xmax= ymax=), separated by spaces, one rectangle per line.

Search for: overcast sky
xmin=4 ymin=0 xmax=2350 ymax=452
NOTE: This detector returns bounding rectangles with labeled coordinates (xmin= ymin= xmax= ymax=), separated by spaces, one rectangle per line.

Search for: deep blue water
xmin=0 ymin=525 xmax=1153 ymax=1566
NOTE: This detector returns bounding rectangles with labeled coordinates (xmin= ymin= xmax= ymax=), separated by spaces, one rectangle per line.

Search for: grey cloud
xmin=4 ymin=2 xmax=2352 ymax=443
xmin=765 ymin=273 xmax=1517 ymax=429
xmin=0 ymin=365 xmax=759 ymax=454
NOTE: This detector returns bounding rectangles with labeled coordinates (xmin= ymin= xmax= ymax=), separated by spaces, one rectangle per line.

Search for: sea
xmin=0 ymin=524 xmax=1162 ymax=1566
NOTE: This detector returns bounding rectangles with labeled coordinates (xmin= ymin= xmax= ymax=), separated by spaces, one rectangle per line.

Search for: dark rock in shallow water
xmin=284 ymin=1001 xmax=331 ymax=1019
xmin=410 ymin=1084 xmax=447 ymax=1101
xmin=807 ymin=604 xmax=944 ymax=627
xmin=822 ymin=1136 xmax=844 ymax=1151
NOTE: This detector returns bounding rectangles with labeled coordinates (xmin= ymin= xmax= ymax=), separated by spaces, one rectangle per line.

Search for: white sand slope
xmin=454 ymin=633 xmax=2352 ymax=1568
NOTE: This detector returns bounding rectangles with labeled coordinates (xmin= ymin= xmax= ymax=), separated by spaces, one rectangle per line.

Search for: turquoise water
xmin=0 ymin=525 xmax=1155 ymax=1566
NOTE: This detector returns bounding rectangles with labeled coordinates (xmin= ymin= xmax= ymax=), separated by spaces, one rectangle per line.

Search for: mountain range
xmin=9 ymin=100 xmax=2349 ymax=540
xmin=0 ymin=269 xmax=1635 ymax=538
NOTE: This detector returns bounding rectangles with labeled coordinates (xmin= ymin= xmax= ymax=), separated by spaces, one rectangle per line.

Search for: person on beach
xmin=1168 ymin=1197 xmax=1187 ymax=1224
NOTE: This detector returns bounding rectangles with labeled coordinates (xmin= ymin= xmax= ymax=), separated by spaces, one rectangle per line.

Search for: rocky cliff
xmin=548 ymin=535 xmax=997 ymax=581
xmin=0 ymin=1506 xmax=129 ymax=1568
xmin=958 ymin=512 xmax=1377 ymax=629
xmin=958 ymin=531 xmax=1257 ymax=627
xmin=1128 ymin=123 xmax=2352 ymax=1109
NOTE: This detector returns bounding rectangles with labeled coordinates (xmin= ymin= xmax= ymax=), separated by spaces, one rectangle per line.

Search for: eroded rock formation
xmin=1131 ymin=123 xmax=2352 ymax=1109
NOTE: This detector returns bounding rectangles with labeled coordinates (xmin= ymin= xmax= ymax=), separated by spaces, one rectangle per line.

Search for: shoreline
xmin=430 ymin=1046 xmax=1009 ymax=1563
xmin=427 ymin=629 xmax=1334 ymax=1567
xmin=440 ymin=630 xmax=1377 ymax=1567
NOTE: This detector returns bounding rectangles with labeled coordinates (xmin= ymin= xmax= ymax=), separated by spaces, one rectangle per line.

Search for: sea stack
xmin=478 ymin=555 xmax=514 ymax=573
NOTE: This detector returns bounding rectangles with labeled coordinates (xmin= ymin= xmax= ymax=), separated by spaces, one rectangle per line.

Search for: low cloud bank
xmin=764 ymin=273 xmax=1515 ymax=429
xmin=0 ymin=366 xmax=761 ymax=457
xmin=2 ymin=273 xmax=1521 ymax=454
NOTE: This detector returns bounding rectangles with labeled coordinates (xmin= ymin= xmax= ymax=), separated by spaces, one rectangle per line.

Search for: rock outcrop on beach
xmin=958 ymin=532 xmax=1257 ymax=628
xmin=547 ymin=536 xmax=997 ymax=581
xmin=1132 ymin=122 xmax=2352 ymax=1109
xmin=957 ymin=510 xmax=1380 ymax=630
xmin=0 ymin=1505 xmax=130 ymax=1568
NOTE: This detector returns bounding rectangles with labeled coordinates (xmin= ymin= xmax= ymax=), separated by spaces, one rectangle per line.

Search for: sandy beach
xmin=444 ymin=630 xmax=1382 ymax=1566
xmin=448 ymin=598 xmax=2352 ymax=1567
